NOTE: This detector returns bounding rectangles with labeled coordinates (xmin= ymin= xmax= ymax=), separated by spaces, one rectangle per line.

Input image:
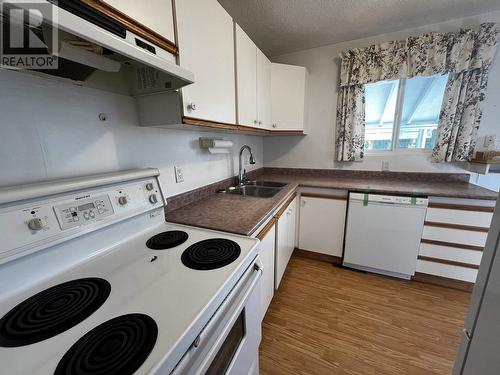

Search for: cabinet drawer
xmin=422 ymin=226 xmax=488 ymax=248
xmin=425 ymin=207 xmax=492 ymax=228
xmin=419 ymin=242 xmax=482 ymax=265
xmin=416 ymin=259 xmax=478 ymax=283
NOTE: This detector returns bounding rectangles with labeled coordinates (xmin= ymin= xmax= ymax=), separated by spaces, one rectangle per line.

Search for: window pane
xmin=364 ymin=79 xmax=399 ymax=151
xmin=398 ymin=74 xmax=448 ymax=149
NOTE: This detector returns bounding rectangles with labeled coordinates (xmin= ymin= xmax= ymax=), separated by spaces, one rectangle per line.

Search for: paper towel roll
xmin=208 ymin=148 xmax=230 ymax=154
xmin=211 ymin=140 xmax=233 ymax=148
xmin=199 ymin=138 xmax=234 ymax=152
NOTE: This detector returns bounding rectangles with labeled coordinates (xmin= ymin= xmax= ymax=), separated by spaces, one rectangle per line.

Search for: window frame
xmin=364 ymin=76 xmax=442 ymax=155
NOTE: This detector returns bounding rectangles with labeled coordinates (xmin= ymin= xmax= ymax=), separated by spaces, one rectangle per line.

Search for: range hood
xmin=1 ymin=0 xmax=194 ymax=95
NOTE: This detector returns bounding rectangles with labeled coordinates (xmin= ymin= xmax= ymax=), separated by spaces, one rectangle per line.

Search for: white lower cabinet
xmin=258 ymin=224 xmax=275 ymax=320
xmin=298 ymin=195 xmax=347 ymax=257
xmin=275 ymin=196 xmax=297 ymax=289
xmin=416 ymin=197 xmax=495 ymax=283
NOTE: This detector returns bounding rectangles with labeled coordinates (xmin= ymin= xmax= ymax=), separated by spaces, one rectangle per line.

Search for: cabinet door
xmin=259 ymin=225 xmax=275 ymax=319
xmin=257 ymin=49 xmax=271 ymax=129
xmin=271 ymin=63 xmax=307 ymax=130
xmin=286 ymin=197 xmax=298 ymax=255
xmin=235 ymin=24 xmax=257 ymax=128
xmin=299 ymin=196 xmax=347 ymax=257
xmin=102 ymin=0 xmax=175 ymax=42
xmin=275 ymin=210 xmax=289 ymax=289
xmin=275 ymin=197 xmax=297 ymax=289
xmin=176 ymin=0 xmax=236 ymax=124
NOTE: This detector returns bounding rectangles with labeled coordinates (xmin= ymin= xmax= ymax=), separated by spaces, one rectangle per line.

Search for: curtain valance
xmin=339 ymin=23 xmax=499 ymax=87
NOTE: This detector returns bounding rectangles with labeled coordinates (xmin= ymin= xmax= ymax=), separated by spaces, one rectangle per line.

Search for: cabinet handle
xmin=272 ymin=123 xmax=277 ymax=128
xmin=187 ymin=102 xmax=197 ymax=111
xmin=258 ymin=121 xmax=262 ymax=125
xmin=253 ymin=120 xmax=258 ymax=125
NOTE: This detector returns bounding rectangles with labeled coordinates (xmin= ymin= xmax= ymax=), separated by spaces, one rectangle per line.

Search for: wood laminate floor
xmin=259 ymin=255 xmax=471 ymax=375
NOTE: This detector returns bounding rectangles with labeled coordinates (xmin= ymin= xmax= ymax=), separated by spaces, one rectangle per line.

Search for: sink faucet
xmin=238 ymin=145 xmax=256 ymax=185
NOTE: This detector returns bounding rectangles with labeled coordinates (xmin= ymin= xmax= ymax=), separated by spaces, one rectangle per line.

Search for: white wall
xmin=0 ymin=70 xmax=263 ymax=197
xmin=265 ymin=11 xmax=500 ymax=184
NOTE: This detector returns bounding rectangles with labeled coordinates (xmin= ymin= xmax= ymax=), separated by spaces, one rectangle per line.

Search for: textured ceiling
xmin=218 ymin=0 xmax=500 ymax=57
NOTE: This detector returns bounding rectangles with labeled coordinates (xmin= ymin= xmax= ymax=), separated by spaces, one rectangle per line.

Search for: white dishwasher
xmin=343 ymin=193 xmax=428 ymax=279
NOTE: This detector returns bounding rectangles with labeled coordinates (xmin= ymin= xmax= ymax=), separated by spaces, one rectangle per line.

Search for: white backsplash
xmin=0 ymin=70 xmax=263 ymax=197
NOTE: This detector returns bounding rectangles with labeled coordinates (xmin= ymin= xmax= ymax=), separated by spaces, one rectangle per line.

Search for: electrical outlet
xmin=174 ymin=166 xmax=184 ymax=183
xmin=381 ymin=160 xmax=390 ymax=171
xmin=483 ymin=135 xmax=496 ymax=149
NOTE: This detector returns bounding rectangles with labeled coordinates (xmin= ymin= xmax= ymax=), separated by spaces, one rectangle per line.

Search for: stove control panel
xmin=54 ymin=195 xmax=114 ymax=231
xmin=0 ymin=175 xmax=164 ymax=265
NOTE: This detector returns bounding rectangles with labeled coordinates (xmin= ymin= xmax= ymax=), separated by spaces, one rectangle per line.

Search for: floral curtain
xmin=335 ymin=85 xmax=365 ymax=161
xmin=432 ymin=68 xmax=490 ymax=162
xmin=335 ymin=23 xmax=499 ymax=162
xmin=432 ymin=24 xmax=499 ymax=161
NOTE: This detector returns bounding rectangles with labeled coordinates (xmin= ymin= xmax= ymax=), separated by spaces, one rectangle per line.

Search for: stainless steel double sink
xmin=218 ymin=180 xmax=287 ymax=198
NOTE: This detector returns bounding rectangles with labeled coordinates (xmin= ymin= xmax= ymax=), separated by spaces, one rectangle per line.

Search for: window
xmin=364 ymin=74 xmax=448 ymax=151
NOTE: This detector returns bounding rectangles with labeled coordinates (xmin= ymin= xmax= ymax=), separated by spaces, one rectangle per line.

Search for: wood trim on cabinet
xmin=274 ymin=193 xmax=297 ymax=219
xmin=182 ymin=116 xmax=238 ymax=131
xmin=294 ymin=248 xmax=342 ymax=265
xmin=256 ymin=218 xmax=277 ymax=241
xmin=421 ymin=238 xmax=484 ymax=252
xmin=417 ymin=255 xmax=479 ymax=270
xmin=182 ymin=117 xmax=305 ymax=135
xmin=301 ymin=192 xmax=348 ymax=200
xmin=428 ymin=203 xmax=495 ymax=213
xmin=424 ymin=221 xmax=490 ymax=233
xmin=267 ymin=130 xmax=305 ymax=135
xmin=81 ymin=0 xmax=178 ymax=55
xmin=412 ymin=272 xmax=474 ymax=292
xmin=237 ymin=124 xmax=272 ymax=134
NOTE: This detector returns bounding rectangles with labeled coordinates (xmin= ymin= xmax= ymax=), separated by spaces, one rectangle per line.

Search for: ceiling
xmin=218 ymin=0 xmax=500 ymax=57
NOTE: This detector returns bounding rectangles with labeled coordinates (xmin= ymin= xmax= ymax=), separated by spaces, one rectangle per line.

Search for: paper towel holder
xmin=199 ymin=137 xmax=234 ymax=154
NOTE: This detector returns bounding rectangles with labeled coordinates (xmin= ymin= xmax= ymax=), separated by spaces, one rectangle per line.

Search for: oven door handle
xmin=171 ymin=258 xmax=262 ymax=375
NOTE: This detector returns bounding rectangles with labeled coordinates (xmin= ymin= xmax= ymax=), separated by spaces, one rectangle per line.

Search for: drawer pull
xmin=418 ymin=255 xmax=479 ymax=269
xmin=424 ymin=221 xmax=490 ymax=233
xmin=421 ymin=239 xmax=484 ymax=252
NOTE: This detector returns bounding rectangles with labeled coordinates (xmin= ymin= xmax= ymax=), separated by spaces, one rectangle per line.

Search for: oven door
xmin=171 ymin=257 xmax=262 ymax=375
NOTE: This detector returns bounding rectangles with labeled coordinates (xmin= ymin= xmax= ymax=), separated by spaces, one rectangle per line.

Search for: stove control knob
xmin=145 ymin=182 xmax=154 ymax=191
xmin=28 ymin=218 xmax=45 ymax=231
xmin=118 ymin=196 xmax=128 ymax=206
xmin=149 ymin=194 xmax=158 ymax=204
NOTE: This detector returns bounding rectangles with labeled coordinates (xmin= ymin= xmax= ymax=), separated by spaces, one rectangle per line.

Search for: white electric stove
xmin=0 ymin=169 xmax=262 ymax=375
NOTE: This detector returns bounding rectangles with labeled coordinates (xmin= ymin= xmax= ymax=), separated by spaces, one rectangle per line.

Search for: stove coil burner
xmin=54 ymin=314 xmax=157 ymax=375
xmin=181 ymin=238 xmax=241 ymax=270
xmin=146 ymin=230 xmax=188 ymax=250
xmin=0 ymin=278 xmax=110 ymax=347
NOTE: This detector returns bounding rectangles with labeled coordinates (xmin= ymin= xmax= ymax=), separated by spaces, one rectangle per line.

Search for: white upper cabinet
xmin=176 ymin=0 xmax=236 ymax=124
xmin=257 ymin=49 xmax=272 ymax=129
xmin=102 ymin=0 xmax=175 ymax=42
xmin=235 ymin=24 xmax=271 ymax=129
xmin=235 ymin=24 xmax=257 ymax=127
xmin=271 ymin=63 xmax=308 ymax=131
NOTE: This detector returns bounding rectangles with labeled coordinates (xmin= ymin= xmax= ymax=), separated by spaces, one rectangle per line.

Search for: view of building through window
xmin=364 ymin=74 xmax=448 ymax=151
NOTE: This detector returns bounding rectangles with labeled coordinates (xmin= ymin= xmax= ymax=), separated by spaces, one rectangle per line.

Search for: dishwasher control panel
xmin=349 ymin=193 xmax=428 ymax=206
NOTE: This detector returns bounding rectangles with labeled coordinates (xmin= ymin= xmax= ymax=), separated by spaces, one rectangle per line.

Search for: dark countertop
xmin=166 ymin=171 xmax=497 ymax=236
